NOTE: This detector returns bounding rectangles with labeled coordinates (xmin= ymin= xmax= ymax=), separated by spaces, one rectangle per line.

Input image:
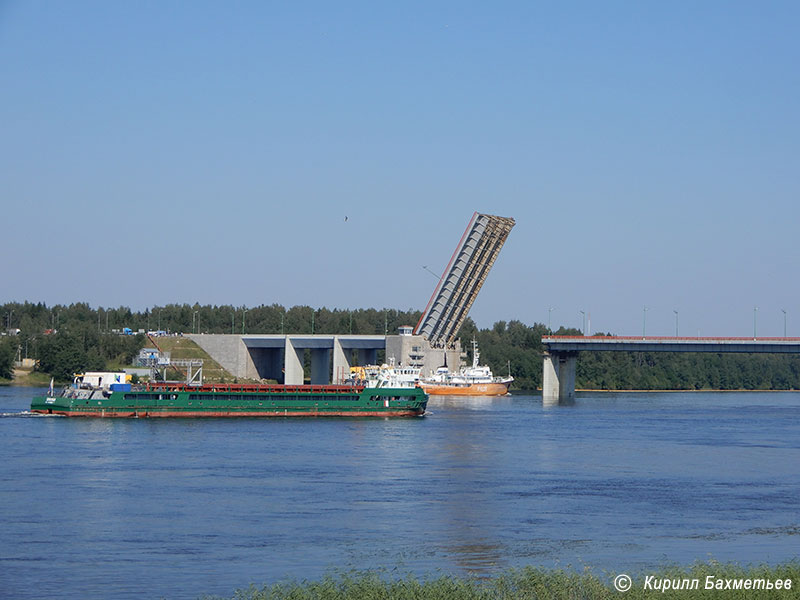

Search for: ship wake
xmin=0 ymin=411 xmax=64 ymax=418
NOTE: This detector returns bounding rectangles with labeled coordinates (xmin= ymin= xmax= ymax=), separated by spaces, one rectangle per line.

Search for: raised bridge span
xmin=541 ymin=336 xmax=800 ymax=404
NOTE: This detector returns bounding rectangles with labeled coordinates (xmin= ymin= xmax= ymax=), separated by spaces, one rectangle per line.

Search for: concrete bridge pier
xmin=284 ymin=338 xmax=305 ymax=385
xmin=332 ymin=339 xmax=351 ymax=384
xmin=542 ymin=352 xmax=577 ymax=405
xmin=310 ymin=349 xmax=331 ymax=385
xmin=250 ymin=347 xmax=284 ymax=382
xmin=358 ymin=349 xmax=378 ymax=366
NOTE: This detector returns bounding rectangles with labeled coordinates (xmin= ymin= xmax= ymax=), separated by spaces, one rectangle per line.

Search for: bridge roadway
xmin=541 ymin=336 xmax=800 ymax=404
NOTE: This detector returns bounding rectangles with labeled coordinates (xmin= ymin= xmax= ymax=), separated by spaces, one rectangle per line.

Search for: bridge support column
xmin=249 ymin=347 xmax=284 ymax=381
xmin=284 ymin=338 xmax=304 ymax=385
xmin=332 ymin=338 xmax=352 ymax=384
xmin=310 ymin=349 xmax=331 ymax=385
xmin=358 ymin=349 xmax=377 ymax=365
xmin=542 ymin=352 xmax=577 ymax=405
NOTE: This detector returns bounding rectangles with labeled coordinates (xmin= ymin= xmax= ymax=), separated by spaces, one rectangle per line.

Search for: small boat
xmin=31 ymin=371 xmax=427 ymax=418
xmin=419 ymin=340 xmax=512 ymax=396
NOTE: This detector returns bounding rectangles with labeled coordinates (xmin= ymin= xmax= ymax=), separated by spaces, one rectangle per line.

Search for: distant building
xmin=136 ymin=348 xmax=170 ymax=367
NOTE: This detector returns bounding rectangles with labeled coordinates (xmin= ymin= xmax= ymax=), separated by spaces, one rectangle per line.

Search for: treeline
xmin=3 ymin=301 xmax=800 ymax=390
xmin=0 ymin=301 xmax=422 ymax=337
xmin=0 ymin=301 xmax=423 ymax=382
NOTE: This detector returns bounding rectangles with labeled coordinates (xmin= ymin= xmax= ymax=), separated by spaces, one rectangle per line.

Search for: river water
xmin=1 ymin=386 xmax=798 ymax=599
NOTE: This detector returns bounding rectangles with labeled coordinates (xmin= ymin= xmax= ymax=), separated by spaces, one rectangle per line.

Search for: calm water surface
xmin=1 ymin=386 xmax=798 ymax=599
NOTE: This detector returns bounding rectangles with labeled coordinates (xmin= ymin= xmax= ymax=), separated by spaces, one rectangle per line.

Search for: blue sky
xmin=2 ymin=1 xmax=798 ymax=337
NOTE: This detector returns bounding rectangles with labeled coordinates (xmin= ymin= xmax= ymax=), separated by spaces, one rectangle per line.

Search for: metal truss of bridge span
xmin=414 ymin=212 xmax=515 ymax=348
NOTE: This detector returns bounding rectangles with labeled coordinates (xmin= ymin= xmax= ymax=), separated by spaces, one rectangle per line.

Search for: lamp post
xmin=753 ymin=306 xmax=758 ymax=341
xmin=193 ymin=310 xmax=199 ymax=334
xmin=242 ymin=309 xmax=248 ymax=335
xmin=782 ymin=309 xmax=787 ymax=338
xmin=674 ymin=310 xmax=679 ymax=337
xmin=579 ymin=310 xmax=585 ymax=336
xmin=548 ymin=307 xmax=554 ymax=333
xmin=231 ymin=311 xmax=235 ymax=335
xmin=642 ymin=306 xmax=648 ymax=340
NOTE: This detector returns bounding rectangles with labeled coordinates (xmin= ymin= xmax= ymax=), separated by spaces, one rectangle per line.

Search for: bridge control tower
xmin=386 ymin=212 xmax=515 ymax=374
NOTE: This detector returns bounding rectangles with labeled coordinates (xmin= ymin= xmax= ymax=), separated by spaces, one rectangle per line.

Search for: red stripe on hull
xmin=33 ymin=409 xmax=424 ymax=418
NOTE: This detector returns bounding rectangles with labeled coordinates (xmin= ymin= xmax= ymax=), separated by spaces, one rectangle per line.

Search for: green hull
xmin=31 ymin=385 xmax=427 ymax=418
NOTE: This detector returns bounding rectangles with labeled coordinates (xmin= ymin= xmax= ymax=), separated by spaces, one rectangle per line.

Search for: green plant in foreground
xmin=200 ymin=561 xmax=800 ymax=600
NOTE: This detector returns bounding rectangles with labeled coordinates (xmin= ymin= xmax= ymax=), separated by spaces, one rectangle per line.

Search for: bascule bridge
xmin=385 ymin=212 xmax=515 ymax=375
xmin=189 ymin=212 xmax=515 ymax=384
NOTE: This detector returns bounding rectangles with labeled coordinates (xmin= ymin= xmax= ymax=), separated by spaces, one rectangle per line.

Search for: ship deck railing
xmin=144 ymin=382 xmax=368 ymax=394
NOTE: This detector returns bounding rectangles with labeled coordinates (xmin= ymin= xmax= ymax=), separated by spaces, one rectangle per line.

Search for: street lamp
xmin=193 ymin=310 xmax=199 ymax=334
xmin=674 ymin=310 xmax=679 ymax=337
xmin=548 ymin=307 xmax=554 ymax=333
xmin=753 ymin=306 xmax=758 ymax=341
xmin=643 ymin=306 xmax=648 ymax=340
xmin=242 ymin=309 xmax=248 ymax=335
xmin=782 ymin=309 xmax=787 ymax=338
xmin=579 ymin=310 xmax=585 ymax=336
xmin=231 ymin=311 xmax=235 ymax=335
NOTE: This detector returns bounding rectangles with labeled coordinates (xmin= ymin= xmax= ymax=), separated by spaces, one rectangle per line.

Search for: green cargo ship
xmin=31 ymin=375 xmax=428 ymax=418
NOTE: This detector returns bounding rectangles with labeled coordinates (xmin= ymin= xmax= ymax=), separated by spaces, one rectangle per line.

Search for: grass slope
xmin=202 ymin=562 xmax=800 ymax=600
xmin=149 ymin=336 xmax=237 ymax=384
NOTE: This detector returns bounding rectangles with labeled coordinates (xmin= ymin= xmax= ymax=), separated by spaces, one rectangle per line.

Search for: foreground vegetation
xmin=203 ymin=562 xmax=799 ymax=600
xmin=3 ymin=300 xmax=800 ymax=390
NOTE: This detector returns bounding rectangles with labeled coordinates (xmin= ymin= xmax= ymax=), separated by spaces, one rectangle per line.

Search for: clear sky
xmin=2 ymin=1 xmax=798 ymax=337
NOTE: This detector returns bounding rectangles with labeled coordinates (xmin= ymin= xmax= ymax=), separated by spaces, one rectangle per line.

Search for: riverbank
xmin=203 ymin=562 xmax=800 ymax=599
xmin=0 ymin=369 xmax=51 ymax=386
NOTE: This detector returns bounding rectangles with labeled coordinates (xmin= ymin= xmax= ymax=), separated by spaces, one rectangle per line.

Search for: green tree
xmin=0 ymin=337 xmax=16 ymax=379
